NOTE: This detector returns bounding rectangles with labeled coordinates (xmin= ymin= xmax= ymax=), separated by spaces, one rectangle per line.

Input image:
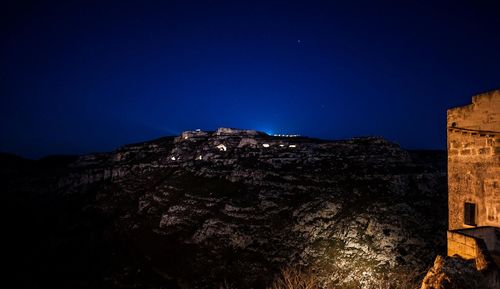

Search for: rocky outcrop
xmin=3 ymin=129 xmax=448 ymax=289
xmin=420 ymin=255 xmax=494 ymax=289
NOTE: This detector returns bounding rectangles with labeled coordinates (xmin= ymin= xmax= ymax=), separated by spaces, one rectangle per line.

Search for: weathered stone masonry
xmin=446 ymin=90 xmax=500 ymax=280
xmin=447 ymin=90 xmax=500 ymax=231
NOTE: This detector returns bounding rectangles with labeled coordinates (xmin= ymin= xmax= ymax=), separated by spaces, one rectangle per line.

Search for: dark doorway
xmin=464 ymin=202 xmax=477 ymax=226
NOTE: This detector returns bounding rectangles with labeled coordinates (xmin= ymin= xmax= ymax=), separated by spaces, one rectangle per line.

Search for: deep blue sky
xmin=1 ymin=0 xmax=499 ymax=158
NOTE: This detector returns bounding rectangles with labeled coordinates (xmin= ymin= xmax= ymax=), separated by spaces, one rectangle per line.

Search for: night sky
xmin=1 ymin=1 xmax=499 ymax=158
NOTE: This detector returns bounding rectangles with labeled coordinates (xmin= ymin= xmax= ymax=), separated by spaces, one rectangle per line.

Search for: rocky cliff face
xmin=3 ymin=128 xmax=448 ymax=289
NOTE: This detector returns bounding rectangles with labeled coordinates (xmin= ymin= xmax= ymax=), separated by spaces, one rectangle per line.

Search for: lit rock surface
xmin=420 ymin=255 xmax=493 ymax=289
xmin=3 ymin=129 xmax=448 ymax=289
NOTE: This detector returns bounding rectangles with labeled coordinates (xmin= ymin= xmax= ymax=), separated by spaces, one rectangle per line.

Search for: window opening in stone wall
xmin=464 ymin=202 xmax=477 ymax=226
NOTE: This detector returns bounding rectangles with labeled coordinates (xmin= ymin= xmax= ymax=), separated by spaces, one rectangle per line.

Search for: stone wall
xmin=447 ymin=90 xmax=500 ymax=231
xmin=447 ymin=229 xmax=499 ymax=271
xmin=447 ymin=90 xmax=500 ymax=131
xmin=448 ymin=230 xmax=479 ymax=260
xmin=456 ymin=227 xmax=500 ymax=253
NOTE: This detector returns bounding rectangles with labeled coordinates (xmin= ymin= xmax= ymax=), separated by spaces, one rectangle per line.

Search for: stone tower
xmin=446 ymin=89 xmax=500 ymax=272
xmin=447 ymin=90 xmax=500 ymax=230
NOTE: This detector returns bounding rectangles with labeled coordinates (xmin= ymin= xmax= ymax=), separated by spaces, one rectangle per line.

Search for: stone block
xmin=460 ymin=149 xmax=471 ymax=155
xmin=447 ymin=239 xmax=457 ymax=249
xmin=451 ymin=232 xmax=466 ymax=244
xmin=464 ymin=236 xmax=477 ymax=247
xmin=447 ymin=241 xmax=460 ymax=256
xmin=479 ymin=147 xmax=491 ymax=155
xmin=475 ymin=138 xmax=486 ymax=147
xmin=465 ymin=245 xmax=476 ymax=258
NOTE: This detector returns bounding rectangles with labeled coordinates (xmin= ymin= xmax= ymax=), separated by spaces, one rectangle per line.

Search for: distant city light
xmin=262 ymin=143 xmax=270 ymax=148
xmin=272 ymin=134 xmax=300 ymax=138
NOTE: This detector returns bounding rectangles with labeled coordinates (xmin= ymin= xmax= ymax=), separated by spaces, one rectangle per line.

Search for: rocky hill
xmin=3 ymin=128 xmax=448 ymax=289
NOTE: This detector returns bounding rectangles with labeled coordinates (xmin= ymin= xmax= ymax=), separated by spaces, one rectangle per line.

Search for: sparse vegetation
xmin=220 ymin=266 xmax=425 ymax=289
xmin=265 ymin=266 xmax=424 ymax=289
xmin=268 ymin=267 xmax=320 ymax=289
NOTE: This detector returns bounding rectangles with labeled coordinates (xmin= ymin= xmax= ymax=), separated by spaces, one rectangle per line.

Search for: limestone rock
xmin=3 ymin=129 xmax=448 ymax=289
xmin=420 ymin=255 xmax=493 ymax=289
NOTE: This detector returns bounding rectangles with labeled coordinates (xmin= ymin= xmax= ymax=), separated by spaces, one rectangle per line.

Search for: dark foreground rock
xmin=3 ymin=128 xmax=448 ymax=288
xmin=420 ymin=255 xmax=494 ymax=289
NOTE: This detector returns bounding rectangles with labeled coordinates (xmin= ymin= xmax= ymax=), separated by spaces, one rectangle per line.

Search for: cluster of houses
xmin=170 ymin=127 xmax=301 ymax=162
